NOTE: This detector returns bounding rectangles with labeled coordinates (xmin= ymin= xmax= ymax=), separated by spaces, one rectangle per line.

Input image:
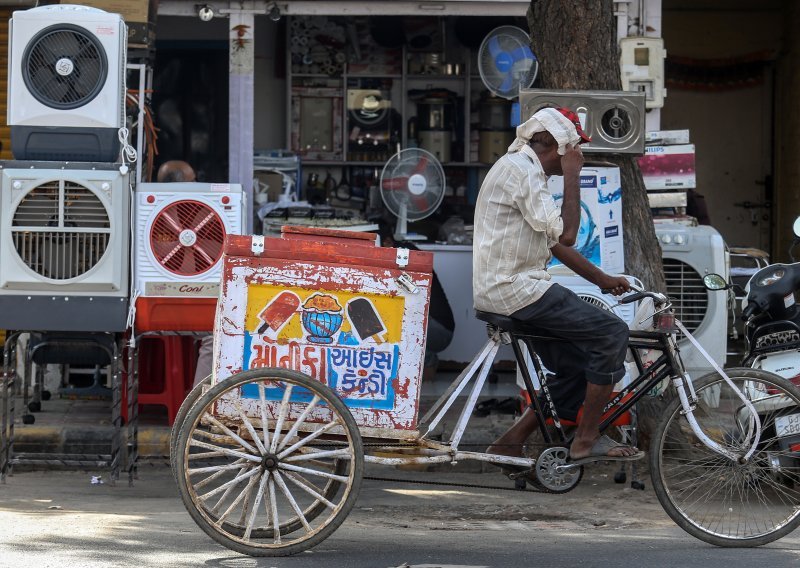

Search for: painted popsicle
xmin=347 ymin=297 xmax=386 ymax=343
xmin=256 ymin=290 xmax=301 ymax=339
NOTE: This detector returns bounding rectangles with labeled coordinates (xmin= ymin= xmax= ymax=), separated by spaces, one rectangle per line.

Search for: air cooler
xmin=7 ymin=5 xmax=127 ymax=161
xmin=134 ymin=182 xmax=245 ymax=332
xmin=654 ymin=221 xmax=730 ymax=378
xmin=0 ymin=162 xmax=130 ymax=332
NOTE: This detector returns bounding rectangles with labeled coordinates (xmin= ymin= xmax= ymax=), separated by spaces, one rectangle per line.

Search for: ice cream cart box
xmin=547 ymin=166 xmax=625 ymax=274
xmin=214 ymin=226 xmax=433 ymax=438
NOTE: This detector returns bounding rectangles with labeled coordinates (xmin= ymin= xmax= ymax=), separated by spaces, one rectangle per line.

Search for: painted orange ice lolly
xmin=256 ymin=290 xmax=301 ymax=339
xmin=347 ymin=297 xmax=386 ymax=343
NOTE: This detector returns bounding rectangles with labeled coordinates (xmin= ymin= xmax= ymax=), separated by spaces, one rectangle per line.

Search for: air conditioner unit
xmin=516 ymin=272 xmax=640 ymax=390
xmin=518 ymin=88 xmax=646 ymax=154
xmin=8 ymin=5 xmax=127 ymax=161
xmin=654 ymin=221 xmax=730 ymax=378
xmin=0 ymin=163 xmax=131 ymax=332
xmin=134 ymin=182 xmax=245 ymax=332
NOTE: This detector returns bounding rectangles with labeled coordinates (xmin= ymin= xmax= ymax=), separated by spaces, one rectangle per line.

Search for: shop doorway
xmin=152 ymin=44 xmax=229 ymax=182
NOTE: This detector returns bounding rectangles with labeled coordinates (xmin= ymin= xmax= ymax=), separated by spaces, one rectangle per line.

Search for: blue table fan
xmin=478 ymin=25 xmax=539 ymax=101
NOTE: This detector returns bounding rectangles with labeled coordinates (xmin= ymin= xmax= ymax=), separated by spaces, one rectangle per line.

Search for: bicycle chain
xmin=362 ymin=474 xmax=553 ymax=493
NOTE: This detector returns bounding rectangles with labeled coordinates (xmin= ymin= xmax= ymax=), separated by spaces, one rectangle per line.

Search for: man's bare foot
xmin=569 ymin=434 xmax=642 ymax=462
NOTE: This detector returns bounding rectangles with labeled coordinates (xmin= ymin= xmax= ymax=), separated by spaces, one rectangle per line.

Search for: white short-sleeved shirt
xmin=472 ymin=145 xmax=563 ymax=316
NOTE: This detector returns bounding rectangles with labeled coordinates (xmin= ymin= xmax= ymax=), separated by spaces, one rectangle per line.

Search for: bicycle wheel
xmin=651 ymin=367 xmax=800 ymax=547
xmin=175 ymin=368 xmax=364 ymax=556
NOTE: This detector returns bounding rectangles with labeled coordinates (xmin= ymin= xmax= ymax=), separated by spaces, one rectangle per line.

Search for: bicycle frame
xmin=363 ymin=314 xmax=762 ymax=468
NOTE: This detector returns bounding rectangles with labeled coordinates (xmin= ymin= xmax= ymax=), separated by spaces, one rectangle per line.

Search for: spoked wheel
xmin=175 ymin=368 xmax=364 ymax=556
xmin=651 ymin=368 xmax=800 ymax=547
xmin=171 ymin=374 xmax=211 ymax=480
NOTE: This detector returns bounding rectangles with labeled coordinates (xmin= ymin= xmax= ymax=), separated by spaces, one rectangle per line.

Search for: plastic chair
xmin=123 ymin=336 xmax=194 ymax=426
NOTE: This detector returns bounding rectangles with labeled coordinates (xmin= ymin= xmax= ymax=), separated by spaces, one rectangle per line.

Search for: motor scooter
xmin=704 ymin=217 xmax=800 ymax=483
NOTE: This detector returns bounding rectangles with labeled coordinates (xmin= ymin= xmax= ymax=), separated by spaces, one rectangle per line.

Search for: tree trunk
xmin=527 ymin=0 xmax=666 ymax=293
xmin=527 ymin=0 xmax=668 ymax=441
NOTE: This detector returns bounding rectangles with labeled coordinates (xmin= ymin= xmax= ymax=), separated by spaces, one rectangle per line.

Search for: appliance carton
xmin=637 ymin=144 xmax=696 ymax=190
xmin=547 ymin=166 xmax=625 ymax=274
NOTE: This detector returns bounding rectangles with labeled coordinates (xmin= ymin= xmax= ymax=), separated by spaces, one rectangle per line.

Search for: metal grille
xmin=150 ymin=200 xmax=225 ymax=276
xmin=663 ymin=257 xmax=708 ymax=333
xmin=11 ymin=181 xmax=110 ymax=280
xmin=23 ymin=25 xmax=107 ymax=110
xmin=577 ymin=294 xmax=612 ymax=312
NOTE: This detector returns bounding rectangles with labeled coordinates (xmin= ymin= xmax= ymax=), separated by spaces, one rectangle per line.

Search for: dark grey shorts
xmin=512 ymin=284 xmax=629 ymax=419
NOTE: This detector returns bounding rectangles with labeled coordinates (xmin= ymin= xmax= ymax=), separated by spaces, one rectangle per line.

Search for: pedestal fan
xmin=379 ymin=148 xmax=445 ymax=241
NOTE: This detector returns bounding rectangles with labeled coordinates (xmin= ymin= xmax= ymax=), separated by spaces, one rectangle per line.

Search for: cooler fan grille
xmin=23 ymin=24 xmax=108 ymax=110
xmin=663 ymin=257 xmax=707 ymax=334
xmin=600 ymin=107 xmax=634 ymax=141
xmin=11 ymin=182 xmax=110 ymax=280
xmin=577 ymin=294 xmax=613 ymax=312
xmin=150 ymin=200 xmax=226 ymax=276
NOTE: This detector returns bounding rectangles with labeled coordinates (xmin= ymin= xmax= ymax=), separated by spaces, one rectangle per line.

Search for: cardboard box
xmin=645 ymin=129 xmax=690 ymax=145
xmin=547 ymin=166 xmax=625 ymax=274
xmin=61 ymin=0 xmax=158 ymax=46
xmin=637 ymin=144 xmax=696 ymax=190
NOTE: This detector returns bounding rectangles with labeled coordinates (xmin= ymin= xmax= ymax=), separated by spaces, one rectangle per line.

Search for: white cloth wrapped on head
xmin=507 ymin=107 xmax=582 ymax=156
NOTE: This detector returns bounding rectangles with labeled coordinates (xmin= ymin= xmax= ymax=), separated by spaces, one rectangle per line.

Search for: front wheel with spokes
xmin=174 ymin=368 xmax=363 ymax=556
xmin=651 ymin=368 xmax=800 ymax=547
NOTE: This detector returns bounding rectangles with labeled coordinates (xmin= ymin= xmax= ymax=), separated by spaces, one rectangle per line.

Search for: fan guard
xmin=478 ymin=25 xmax=538 ymax=100
xmin=11 ymin=181 xmax=110 ymax=280
xmin=380 ymin=148 xmax=445 ymax=222
xmin=150 ymin=200 xmax=226 ymax=276
xmin=600 ymin=106 xmax=634 ymax=141
xmin=22 ymin=23 xmax=108 ymax=110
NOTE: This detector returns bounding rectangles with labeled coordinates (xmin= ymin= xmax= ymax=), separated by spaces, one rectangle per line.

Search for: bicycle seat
xmin=475 ymin=310 xmax=545 ymax=335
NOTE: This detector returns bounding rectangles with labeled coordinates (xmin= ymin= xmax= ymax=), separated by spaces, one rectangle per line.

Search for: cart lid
xmin=224 ymin=227 xmax=433 ymax=273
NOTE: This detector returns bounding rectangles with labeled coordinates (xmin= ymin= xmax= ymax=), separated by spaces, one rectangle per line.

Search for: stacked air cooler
xmin=133 ymin=183 xmax=245 ymax=332
xmin=0 ymin=5 xmax=130 ymax=332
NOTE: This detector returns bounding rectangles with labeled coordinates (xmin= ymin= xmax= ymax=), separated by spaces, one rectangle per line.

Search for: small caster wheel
xmin=28 ymin=401 xmax=41 ymax=413
xmin=631 ymin=480 xmax=645 ymax=491
xmin=22 ymin=414 xmax=35 ymax=425
xmin=514 ymin=477 xmax=527 ymax=491
xmin=614 ymin=471 xmax=627 ymax=484
xmin=42 ymin=390 xmax=52 ymax=401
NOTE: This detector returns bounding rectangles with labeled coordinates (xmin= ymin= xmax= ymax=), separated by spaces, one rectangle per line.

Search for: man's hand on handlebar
xmin=597 ymin=275 xmax=631 ymax=296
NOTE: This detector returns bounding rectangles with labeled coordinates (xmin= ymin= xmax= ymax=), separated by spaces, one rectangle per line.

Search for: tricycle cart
xmin=172 ymin=226 xmax=800 ymax=556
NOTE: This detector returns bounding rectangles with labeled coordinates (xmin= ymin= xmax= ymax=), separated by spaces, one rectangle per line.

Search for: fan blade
xmin=159 ymin=243 xmax=183 ymax=267
xmin=412 ymin=155 xmax=429 ymax=175
xmin=411 ymin=193 xmax=432 ymax=213
xmin=195 ymin=238 xmax=224 ymax=259
xmin=191 ymin=210 xmax=215 ymax=233
xmin=497 ymin=74 xmax=514 ymax=94
xmin=487 ymin=35 xmax=503 ymax=58
xmin=191 ymin=243 xmax=215 ymax=267
xmin=159 ymin=210 xmax=186 ymax=235
xmin=509 ymin=45 xmax=534 ymax=64
xmin=180 ymin=247 xmax=199 ymax=274
xmin=382 ymin=176 xmax=410 ymax=191
xmin=151 ymin=238 xmax=180 ymax=258
xmin=30 ymin=67 xmax=69 ymax=102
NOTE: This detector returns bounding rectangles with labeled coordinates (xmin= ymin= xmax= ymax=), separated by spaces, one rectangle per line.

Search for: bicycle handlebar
xmin=601 ymin=283 xmax=668 ymax=306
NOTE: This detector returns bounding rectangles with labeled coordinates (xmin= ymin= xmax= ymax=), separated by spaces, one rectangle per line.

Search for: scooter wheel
xmin=614 ymin=471 xmax=627 ymax=484
xmin=28 ymin=401 xmax=41 ymax=413
xmin=22 ymin=414 xmax=35 ymax=425
xmin=631 ymin=480 xmax=645 ymax=491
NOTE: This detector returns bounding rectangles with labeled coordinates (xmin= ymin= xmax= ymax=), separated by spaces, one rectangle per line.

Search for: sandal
xmin=568 ymin=434 xmax=645 ymax=465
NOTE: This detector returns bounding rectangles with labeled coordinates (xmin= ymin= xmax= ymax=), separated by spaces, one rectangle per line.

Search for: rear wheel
xmin=651 ymin=368 xmax=800 ymax=547
xmin=174 ymin=368 xmax=363 ymax=556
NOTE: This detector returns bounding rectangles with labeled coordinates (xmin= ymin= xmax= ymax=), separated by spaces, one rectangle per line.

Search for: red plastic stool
xmin=123 ymin=336 xmax=193 ymax=425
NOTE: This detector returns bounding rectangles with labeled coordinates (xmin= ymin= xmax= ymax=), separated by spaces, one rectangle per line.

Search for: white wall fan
xmin=379 ymin=148 xmax=445 ymax=241
xmin=477 ymin=25 xmax=539 ymax=101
